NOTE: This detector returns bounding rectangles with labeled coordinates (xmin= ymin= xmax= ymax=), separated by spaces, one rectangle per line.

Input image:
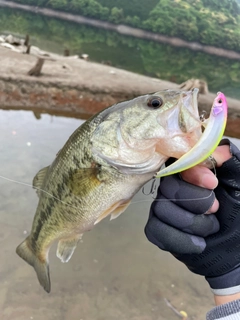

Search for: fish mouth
xmin=192 ymin=88 xmax=200 ymax=117
xmin=157 ymin=88 xmax=201 ymax=135
xmin=177 ymin=88 xmax=203 ymax=148
xmin=155 ymin=88 xmax=202 ymax=159
xmin=178 ymin=88 xmax=200 ymax=133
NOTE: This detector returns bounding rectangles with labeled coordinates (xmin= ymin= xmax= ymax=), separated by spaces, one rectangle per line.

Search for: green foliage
xmin=96 ymin=0 xmax=159 ymax=20
xmin=109 ymin=7 xmax=124 ymax=24
xmin=201 ymin=0 xmax=239 ymax=16
xmin=143 ymin=0 xmax=240 ymax=48
xmin=11 ymin=0 xmax=240 ymax=52
xmin=0 ymin=7 xmax=239 ymax=99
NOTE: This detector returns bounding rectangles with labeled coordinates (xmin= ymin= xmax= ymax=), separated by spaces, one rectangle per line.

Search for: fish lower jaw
xmin=92 ymin=148 xmax=167 ymax=175
xmin=107 ymin=154 xmax=167 ymax=175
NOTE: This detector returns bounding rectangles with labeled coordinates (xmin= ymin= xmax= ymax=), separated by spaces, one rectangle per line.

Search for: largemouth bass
xmin=16 ymin=88 xmax=204 ymax=293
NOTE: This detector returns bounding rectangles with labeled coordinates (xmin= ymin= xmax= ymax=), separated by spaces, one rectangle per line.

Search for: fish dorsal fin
xmin=32 ymin=166 xmax=50 ymax=196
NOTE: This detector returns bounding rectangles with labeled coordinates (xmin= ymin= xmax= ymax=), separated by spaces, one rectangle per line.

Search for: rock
xmin=80 ymin=53 xmax=89 ymax=60
xmin=1 ymin=42 xmax=16 ymax=50
xmin=5 ymin=34 xmax=22 ymax=46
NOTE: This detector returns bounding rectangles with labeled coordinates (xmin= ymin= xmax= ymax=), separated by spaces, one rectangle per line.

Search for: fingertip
xmin=205 ymin=199 xmax=219 ymax=214
xmin=201 ymin=173 xmax=218 ymax=189
xmin=181 ymin=166 xmax=218 ymax=189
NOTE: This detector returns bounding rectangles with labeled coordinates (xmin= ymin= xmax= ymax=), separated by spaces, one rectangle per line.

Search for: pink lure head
xmin=213 ymin=92 xmax=228 ymax=116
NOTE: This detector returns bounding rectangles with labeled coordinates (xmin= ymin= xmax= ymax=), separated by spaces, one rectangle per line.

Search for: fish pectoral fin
xmin=16 ymin=237 xmax=51 ymax=293
xmin=70 ymin=167 xmax=101 ymax=196
xmin=110 ymin=199 xmax=132 ymax=221
xmin=94 ymin=199 xmax=132 ymax=225
xmin=56 ymin=234 xmax=82 ymax=263
xmin=32 ymin=166 xmax=50 ymax=197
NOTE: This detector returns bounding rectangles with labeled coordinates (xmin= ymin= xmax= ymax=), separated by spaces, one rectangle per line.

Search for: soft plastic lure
xmin=155 ymin=92 xmax=228 ymax=178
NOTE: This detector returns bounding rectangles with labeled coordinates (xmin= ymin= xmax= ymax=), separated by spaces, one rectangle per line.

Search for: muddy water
xmin=0 ymin=109 xmax=239 ymax=320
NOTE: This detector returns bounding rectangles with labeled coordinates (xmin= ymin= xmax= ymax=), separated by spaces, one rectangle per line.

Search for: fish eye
xmin=147 ymin=97 xmax=163 ymax=109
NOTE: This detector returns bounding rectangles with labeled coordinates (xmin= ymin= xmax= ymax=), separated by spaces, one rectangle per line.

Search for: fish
xmin=16 ymin=88 xmax=204 ymax=293
xmin=155 ymin=91 xmax=228 ymax=177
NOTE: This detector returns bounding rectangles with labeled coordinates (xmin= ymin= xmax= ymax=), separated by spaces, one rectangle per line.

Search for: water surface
xmin=1 ymin=109 xmax=240 ymax=320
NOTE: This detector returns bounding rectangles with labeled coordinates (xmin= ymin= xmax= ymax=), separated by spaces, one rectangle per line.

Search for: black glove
xmin=145 ymin=139 xmax=240 ymax=296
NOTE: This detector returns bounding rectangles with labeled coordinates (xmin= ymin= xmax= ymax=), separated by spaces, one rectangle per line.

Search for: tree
xmin=109 ymin=7 xmax=124 ymax=24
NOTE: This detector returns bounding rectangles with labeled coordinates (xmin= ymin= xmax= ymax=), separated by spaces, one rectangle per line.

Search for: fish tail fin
xmin=16 ymin=237 xmax=51 ymax=293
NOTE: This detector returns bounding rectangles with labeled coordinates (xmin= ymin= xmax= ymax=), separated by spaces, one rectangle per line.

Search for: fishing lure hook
xmin=209 ymin=155 xmax=217 ymax=176
xmin=142 ymin=177 xmax=158 ymax=198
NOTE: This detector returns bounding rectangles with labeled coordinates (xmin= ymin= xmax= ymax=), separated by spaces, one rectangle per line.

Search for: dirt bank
xmin=0 ymin=46 xmax=240 ymax=137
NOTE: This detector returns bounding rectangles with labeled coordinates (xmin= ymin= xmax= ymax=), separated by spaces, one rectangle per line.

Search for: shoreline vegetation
xmin=1 ymin=0 xmax=240 ymax=61
xmin=4 ymin=0 xmax=240 ymax=52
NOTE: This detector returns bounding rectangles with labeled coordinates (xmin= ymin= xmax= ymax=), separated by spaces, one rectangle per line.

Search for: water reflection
xmin=0 ymin=7 xmax=240 ymax=99
xmin=1 ymin=109 xmax=239 ymax=320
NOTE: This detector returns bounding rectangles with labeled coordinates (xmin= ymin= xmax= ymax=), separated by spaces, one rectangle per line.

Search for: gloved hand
xmin=145 ymin=139 xmax=240 ymax=296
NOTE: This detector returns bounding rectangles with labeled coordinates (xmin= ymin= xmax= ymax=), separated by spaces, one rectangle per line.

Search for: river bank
xmin=0 ymin=44 xmax=240 ymax=137
xmin=1 ymin=0 xmax=240 ymax=61
xmin=0 ymin=46 xmax=240 ymax=137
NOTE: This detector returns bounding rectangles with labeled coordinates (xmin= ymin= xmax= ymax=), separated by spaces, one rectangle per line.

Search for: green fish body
xmin=16 ymin=89 xmax=203 ymax=292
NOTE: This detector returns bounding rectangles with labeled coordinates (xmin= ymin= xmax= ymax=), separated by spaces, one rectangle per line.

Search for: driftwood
xmin=26 ymin=44 xmax=31 ymax=54
xmin=1 ymin=34 xmax=77 ymax=77
xmin=179 ymin=78 xmax=209 ymax=94
xmin=64 ymin=49 xmax=70 ymax=56
xmin=27 ymin=53 xmax=56 ymax=76
xmin=26 ymin=43 xmax=56 ymax=76
xmin=28 ymin=58 xmax=45 ymax=76
xmin=24 ymin=34 xmax=29 ymax=47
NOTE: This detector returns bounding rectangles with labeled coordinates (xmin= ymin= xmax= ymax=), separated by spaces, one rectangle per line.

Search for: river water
xmin=0 ymin=109 xmax=240 ymax=320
